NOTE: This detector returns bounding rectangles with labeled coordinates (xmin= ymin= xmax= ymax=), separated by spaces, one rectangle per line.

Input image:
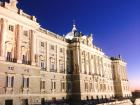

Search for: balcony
xmin=22 ymin=60 xmax=31 ymax=65
xmin=5 ymin=87 xmax=13 ymax=94
xmin=6 ymin=58 xmax=17 ymax=63
xmin=50 ymin=69 xmax=57 ymax=72
xmin=60 ymin=69 xmax=65 ymax=73
xmin=41 ymin=68 xmax=47 ymax=71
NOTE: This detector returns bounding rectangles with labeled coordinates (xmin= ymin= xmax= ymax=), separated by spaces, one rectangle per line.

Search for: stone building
xmin=0 ymin=0 xmax=131 ymax=105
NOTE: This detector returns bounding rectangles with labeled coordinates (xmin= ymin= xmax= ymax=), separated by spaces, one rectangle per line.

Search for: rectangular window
xmin=27 ymin=78 xmax=29 ymax=88
xmin=60 ymin=48 xmax=63 ymax=53
xmin=22 ymin=55 xmax=27 ymax=64
xmin=50 ymin=64 xmax=55 ymax=70
xmin=59 ymin=60 xmax=64 ymax=73
xmin=40 ymin=81 xmax=45 ymax=89
xmin=41 ymin=42 xmax=44 ymax=47
xmin=23 ymin=77 xmax=29 ymax=88
xmin=61 ymin=82 xmax=65 ymax=91
xmin=8 ymin=25 xmax=14 ymax=32
xmin=85 ymin=82 xmax=88 ymax=91
xmin=54 ymin=82 xmax=56 ymax=89
xmin=60 ymin=64 xmax=64 ymax=72
xmin=50 ymin=45 xmax=54 ymax=50
xmin=6 ymin=52 xmax=12 ymax=62
xmin=23 ymin=31 xmax=28 ymax=36
xmin=51 ymin=81 xmax=56 ymax=90
xmin=41 ymin=62 xmax=45 ymax=68
xmin=90 ymin=83 xmax=92 ymax=91
xmin=6 ymin=76 xmax=14 ymax=88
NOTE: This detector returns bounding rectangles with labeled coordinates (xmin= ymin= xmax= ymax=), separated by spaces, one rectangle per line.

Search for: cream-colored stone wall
xmin=112 ymin=59 xmax=132 ymax=98
xmin=97 ymin=99 xmax=133 ymax=105
xmin=0 ymin=1 xmax=132 ymax=105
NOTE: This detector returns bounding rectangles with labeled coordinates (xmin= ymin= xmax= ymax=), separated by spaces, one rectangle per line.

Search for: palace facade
xmin=0 ymin=0 xmax=131 ymax=105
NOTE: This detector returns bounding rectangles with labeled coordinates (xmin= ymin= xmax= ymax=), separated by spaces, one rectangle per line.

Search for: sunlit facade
xmin=0 ymin=0 xmax=131 ymax=105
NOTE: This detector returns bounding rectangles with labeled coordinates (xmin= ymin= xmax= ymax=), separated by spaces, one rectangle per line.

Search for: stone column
xmin=124 ymin=67 xmax=128 ymax=80
xmin=92 ymin=56 xmax=94 ymax=74
xmin=0 ymin=19 xmax=2 ymax=58
xmin=98 ymin=56 xmax=101 ymax=75
xmin=14 ymin=25 xmax=18 ymax=62
xmin=0 ymin=18 xmax=7 ymax=61
xmin=88 ymin=53 xmax=91 ymax=74
xmin=45 ymin=42 xmax=47 ymax=70
xmin=16 ymin=25 xmax=22 ymax=63
xmin=64 ymin=48 xmax=67 ymax=74
xmin=73 ymin=49 xmax=76 ymax=74
xmin=84 ymin=52 xmax=87 ymax=74
xmin=96 ymin=56 xmax=99 ymax=74
xmin=100 ymin=57 xmax=103 ymax=76
xmin=47 ymin=43 xmax=49 ymax=72
xmin=101 ymin=58 xmax=104 ymax=76
xmin=78 ymin=48 xmax=82 ymax=73
xmin=77 ymin=47 xmax=80 ymax=74
xmin=31 ymin=30 xmax=36 ymax=66
xmin=94 ymin=55 xmax=97 ymax=74
xmin=56 ymin=45 xmax=60 ymax=73
xmin=90 ymin=55 xmax=92 ymax=74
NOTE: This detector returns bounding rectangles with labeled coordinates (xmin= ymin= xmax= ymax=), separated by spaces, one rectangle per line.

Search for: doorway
xmin=5 ymin=100 xmax=13 ymax=105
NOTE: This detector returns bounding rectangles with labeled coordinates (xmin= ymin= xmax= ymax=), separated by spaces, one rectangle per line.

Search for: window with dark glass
xmin=6 ymin=52 xmax=12 ymax=61
xmin=41 ymin=61 xmax=46 ymax=70
xmin=61 ymin=82 xmax=65 ymax=91
xmin=40 ymin=81 xmax=45 ymax=89
xmin=23 ymin=31 xmax=28 ymax=36
xmin=60 ymin=48 xmax=63 ymax=53
xmin=50 ymin=64 xmax=55 ymax=70
xmin=23 ymin=77 xmax=29 ymax=88
xmin=6 ymin=76 xmax=14 ymax=88
xmin=85 ymin=82 xmax=88 ymax=91
xmin=50 ymin=58 xmax=56 ymax=72
xmin=50 ymin=45 xmax=54 ymax=50
xmin=59 ymin=60 xmax=64 ymax=73
xmin=22 ymin=55 xmax=27 ymax=64
xmin=51 ymin=81 xmax=56 ymax=90
xmin=90 ymin=83 xmax=92 ymax=91
xmin=8 ymin=25 xmax=14 ymax=32
xmin=41 ymin=42 xmax=44 ymax=47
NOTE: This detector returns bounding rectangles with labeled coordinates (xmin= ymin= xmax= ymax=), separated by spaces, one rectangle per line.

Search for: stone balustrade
xmin=97 ymin=99 xmax=133 ymax=105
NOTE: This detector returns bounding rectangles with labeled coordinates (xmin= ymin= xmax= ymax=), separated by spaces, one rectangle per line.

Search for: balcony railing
xmin=6 ymin=58 xmax=17 ymax=63
xmin=22 ymin=60 xmax=31 ymax=65
xmin=41 ymin=68 xmax=47 ymax=71
xmin=50 ymin=69 xmax=57 ymax=72
xmin=60 ymin=69 xmax=65 ymax=73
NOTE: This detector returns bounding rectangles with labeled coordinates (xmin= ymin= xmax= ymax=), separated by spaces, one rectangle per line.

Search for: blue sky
xmin=15 ymin=0 xmax=140 ymax=90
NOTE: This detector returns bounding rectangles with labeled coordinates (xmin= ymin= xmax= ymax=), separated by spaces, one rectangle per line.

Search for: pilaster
xmin=47 ymin=43 xmax=49 ymax=72
xmin=89 ymin=53 xmax=91 ymax=74
xmin=14 ymin=24 xmax=18 ymax=61
xmin=0 ymin=18 xmax=7 ymax=61
xmin=75 ymin=46 xmax=80 ymax=74
xmin=16 ymin=25 xmax=22 ymax=63
xmin=56 ymin=45 xmax=60 ymax=73
xmin=64 ymin=48 xmax=67 ymax=74
xmin=31 ymin=30 xmax=36 ymax=66
xmin=94 ymin=55 xmax=97 ymax=74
